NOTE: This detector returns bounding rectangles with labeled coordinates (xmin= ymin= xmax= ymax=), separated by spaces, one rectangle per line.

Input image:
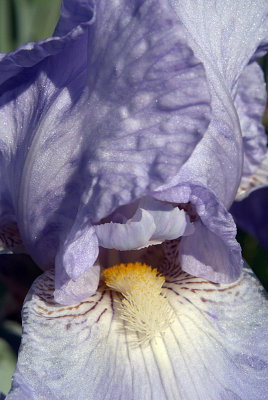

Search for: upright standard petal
xmin=7 ymin=264 xmax=268 ymax=400
xmin=168 ymin=0 xmax=268 ymax=207
xmin=149 ymin=0 xmax=268 ymax=283
xmin=0 ymin=0 xmax=210 ymax=296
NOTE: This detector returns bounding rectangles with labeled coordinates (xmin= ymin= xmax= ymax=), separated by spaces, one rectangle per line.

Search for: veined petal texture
xmin=7 ymin=265 xmax=268 ymax=400
xmin=167 ymin=0 xmax=268 ymax=207
xmin=0 ymin=0 xmax=211 ymax=277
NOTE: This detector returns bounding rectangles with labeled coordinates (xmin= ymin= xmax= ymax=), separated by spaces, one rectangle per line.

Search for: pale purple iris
xmin=1 ymin=0 xmax=268 ymax=399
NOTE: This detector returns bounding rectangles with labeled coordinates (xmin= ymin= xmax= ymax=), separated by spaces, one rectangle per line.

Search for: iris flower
xmin=0 ymin=0 xmax=268 ymax=399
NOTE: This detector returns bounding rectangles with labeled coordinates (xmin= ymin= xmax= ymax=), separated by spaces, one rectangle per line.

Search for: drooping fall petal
xmin=6 ymin=264 xmax=268 ymax=400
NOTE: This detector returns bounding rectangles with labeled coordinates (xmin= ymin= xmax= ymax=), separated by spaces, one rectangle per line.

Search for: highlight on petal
xmin=7 ymin=264 xmax=267 ymax=400
xmin=95 ymin=208 xmax=156 ymax=251
xmin=165 ymin=0 xmax=268 ymax=209
xmin=138 ymin=197 xmax=193 ymax=241
xmin=56 ymin=223 xmax=99 ymax=281
xmin=95 ymin=197 xmax=192 ymax=252
xmin=170 ymin=0 xmax=268 ymax=86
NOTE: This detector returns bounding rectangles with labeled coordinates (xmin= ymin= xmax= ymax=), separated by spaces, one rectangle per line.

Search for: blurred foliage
xmin=0 ymin=254 xmax=42 ymax=394
xmin=0 ymin=0 xmax=60 ymax=394
xmin=0 ymin=0 xmax=61 ymax=52
xmin=0 ymin=321 xmax=21 ymax=394
xmin=0 ymin=337 xmax=17 ymax=395
xmin=0 ymin=0 xmax=268 ymax=395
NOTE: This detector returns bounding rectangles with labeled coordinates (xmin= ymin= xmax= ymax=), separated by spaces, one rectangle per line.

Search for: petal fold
xmin=139 ymin=197 xmax=192 ymax=241
xmin=0 ymin=0 xmax=95 ymax=85
xmin=95 ymin=208 xmax=156 ymax=251
xmin=180 ymin=220 xmax=240 ymax=283
xmin=56 ymin=223 xmax=99 ymax=281
xmin=154 ymin=183 xmax=243 ymax=282
xmin=95 ymin=197 xmax=192 ymax=252
xmin=54 ymin=263 xmax=100 ymax=305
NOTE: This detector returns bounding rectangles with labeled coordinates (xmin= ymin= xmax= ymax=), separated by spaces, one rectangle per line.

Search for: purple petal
xmin=55 ymin=223 xmax=99 ymax=280
xmin=7 ymin=265 xmax=268 ymax=399
xmin=0 ymin=0 xmax=210 ymax=288
xmin=170 ymin=0 xmax=268 ymax=86
xmin=54 ymin=264 xmax=100 ymax=305
xmin=139 ymin=197 xmax=192 ymax=240
xmin=60 ymin=0 xmax=210 ymax=223
xmin=147 ymin=0 xmax=268 ymax=283
xmin=180 ymin=220 xmax=240 ymax=282
xmin=154 ymin=183 xmax=242 ymax=282
xmin=234 ymin=62 xmax=267 ymax=176
xmin=0 ymin=0 xmax=95 ymax=85
xmin=167 ymin=0 xmax=268 ymax=208
xmin=231 ymin=187 xmax=268 ymax=251
xmin=95 ymin=197 xmax=192 ymax=252
xmin=54 ymin=0 xmax=95 ymax=36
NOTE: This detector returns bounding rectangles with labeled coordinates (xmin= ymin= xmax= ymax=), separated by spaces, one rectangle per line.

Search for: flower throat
xmin=103 ymin=262 xmax=174 ymax=344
